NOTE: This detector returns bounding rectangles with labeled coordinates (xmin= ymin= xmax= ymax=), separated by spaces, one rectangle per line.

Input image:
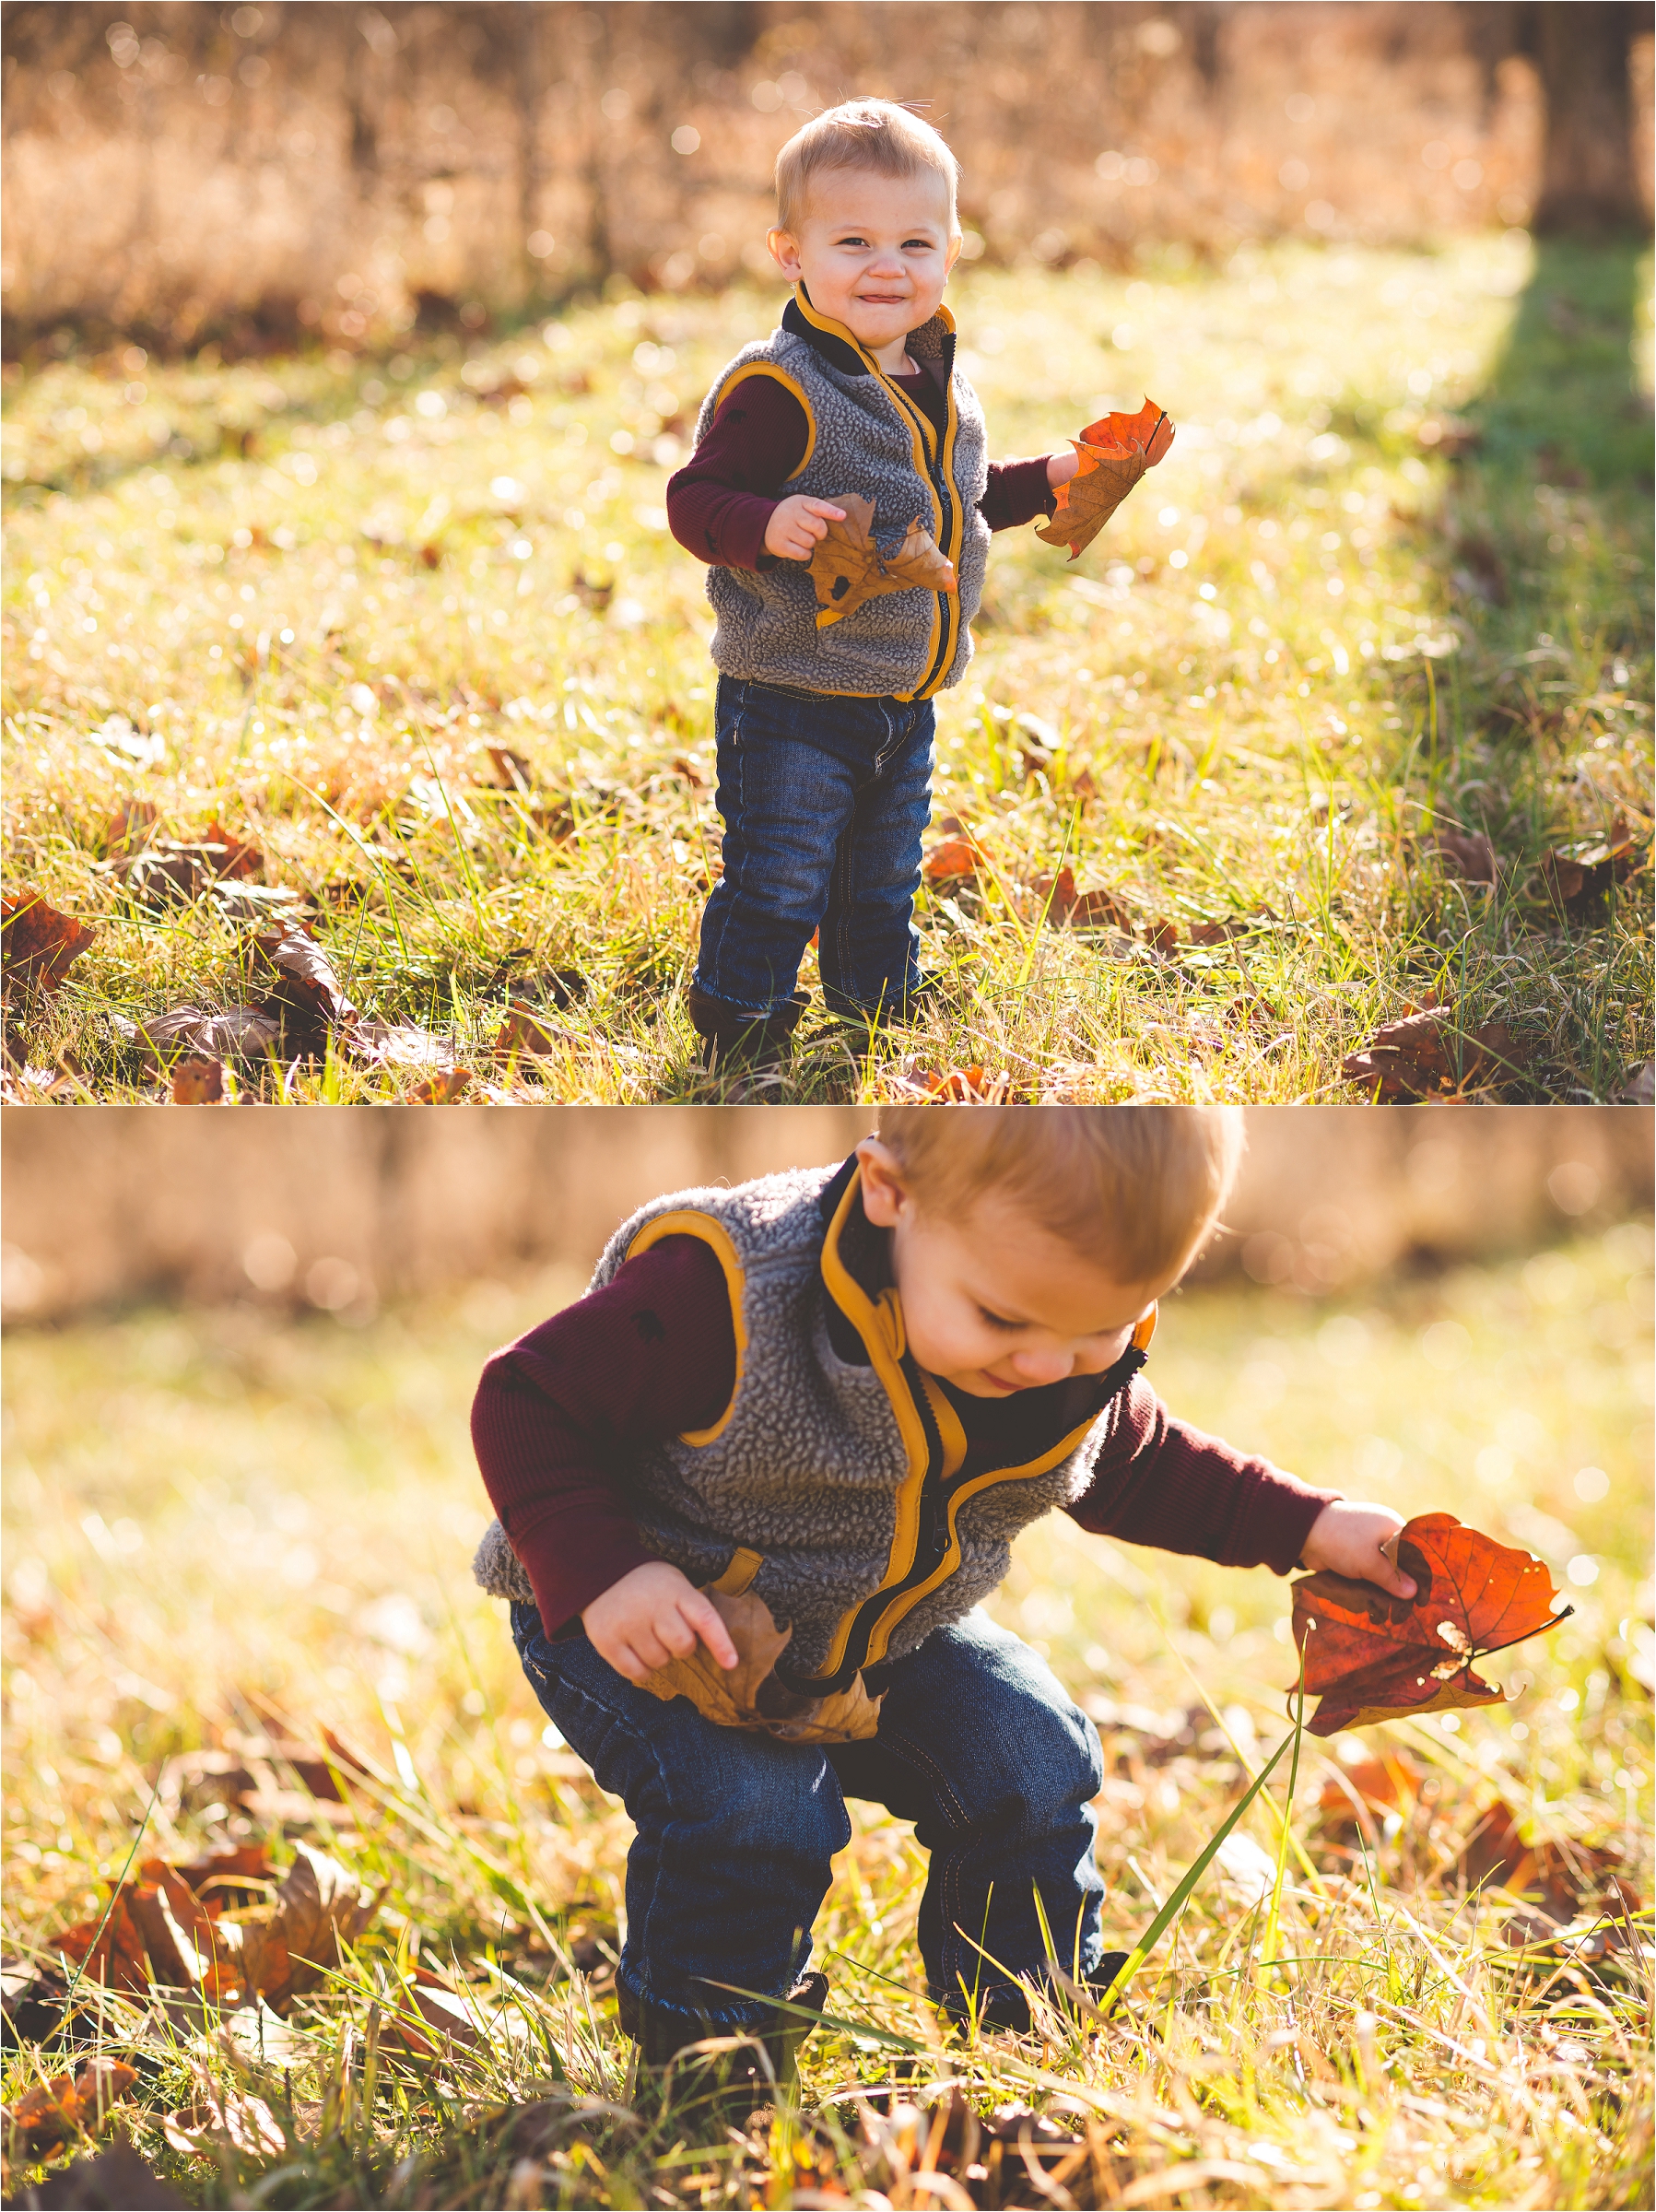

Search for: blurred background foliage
xmin=1 ymin=1 xmax=1650 ymax=360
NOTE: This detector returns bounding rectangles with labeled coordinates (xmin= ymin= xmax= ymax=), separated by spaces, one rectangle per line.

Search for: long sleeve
xmin=1065 ymin=1376 xmax=1341 ymax=1574
xmin=470 ymin=1238 xmax=739 ymax=1634
xmin=667 ymin=372 xmax=1058 ymax=571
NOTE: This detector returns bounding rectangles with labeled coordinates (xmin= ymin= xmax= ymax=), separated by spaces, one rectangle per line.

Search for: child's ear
xmin=854 ymin=1137 xmax=910 ymax=1228
xmin=945 ymin=232 xmax=963 ymax=276
xmin=768 ymin=227 xmax=803 ymax=280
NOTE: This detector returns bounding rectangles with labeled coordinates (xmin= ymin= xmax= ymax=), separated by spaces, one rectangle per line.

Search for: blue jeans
xmin=511 ymin=1604 xmax=1106 ymax=2034
xmin=693 ymin=676 xmax=934 ymax=1020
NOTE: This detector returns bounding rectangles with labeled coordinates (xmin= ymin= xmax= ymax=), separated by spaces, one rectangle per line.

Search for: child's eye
xmin=977 ymin=1307 xmax=1021 ymax=1332
xmin=902 ymin=239 xmax=934 ymax=252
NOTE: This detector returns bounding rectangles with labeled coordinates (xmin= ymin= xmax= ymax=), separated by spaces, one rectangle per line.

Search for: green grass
xmin=3 ymin=1224 xmax=1650 ymax=2206
xmin=2 ymin=235 xmax=1650 ymax=1100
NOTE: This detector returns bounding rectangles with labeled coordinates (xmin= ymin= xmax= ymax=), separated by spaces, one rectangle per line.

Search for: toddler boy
xmin=665 ymin=100 xmax=1087 ymax=1068
xmin=472 ymin=1108 xmax=1416 ymax=2077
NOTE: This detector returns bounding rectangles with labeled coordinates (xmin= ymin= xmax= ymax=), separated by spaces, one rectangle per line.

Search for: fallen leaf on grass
xmin=6 ymin=2135 xmax=185 ymax=2207
xmin=410 ymin=1066 xmax=474 ymax=1103
xmin=1615 ymin=1061 xmax=1655 ymax=1104
xmin=161 ymin=2088 xmax=285 ymax=2159
xmin=1342 ymin=1001 xmax=1530 ymax=1100
xmin=808 ymin=494 xmax=957 ymax=627
xmin=1143 ymin=916 xmax=1182 ymax=954
xmin=922 ymin=1065 xmax=1014 ymax=1103
xmin=1290 ymin=1511 xmax=1571 ymax=1736
xmin=1035 ymin=397 xmax=1175 ymax=562
xmin=170 ymin=1056 xmax=225 ymax=1104
xmin=233 ymin=1841 xmax=378 ymax=2012
xmin=248 ymin=925 xmax=358 ymax=1051
xmin=1534 ymin=811 xmax=1643 ymax=918
xmin=344 ymin=1018 xmax=456 ymax=1072
xmin=2 ymin=891 xmax=97 ymax=995
xmin=1318 ymin=1751 xmax=1424 ymax=1828
xmin=1425 ymin=825 xmax=1497 ymax=885
xmin=482 ymin=744 xmax=534 ymax=792
xmin=922 ymin=836 xmax=981 ymax=885
xmin=640 ymin=1587 xmax=883 ymax=1744
xmin=1187 ymin=918 xmax=1249 ymax=946
xmin=123 ymin=1006 xmax=281 ymax=1067
xmin=55 ymin=1859 xmax=241 ymax=2005
xmin=3 ymin=2059 xmax=137 ymax=2154
xmin=1455 ymin=1799 xmax=1640 ymax=1952
xmin=102 ymin=799 xmax=159 ymax=854
xmin=494 ymin=1002 xmax=577 ymax=1059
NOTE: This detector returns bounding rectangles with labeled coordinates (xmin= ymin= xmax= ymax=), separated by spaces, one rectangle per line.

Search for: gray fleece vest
xmin=697 ymin=290 xmax=991 ymax=702
xmin=474 ymin=1162 xmax=1129 ymax=1687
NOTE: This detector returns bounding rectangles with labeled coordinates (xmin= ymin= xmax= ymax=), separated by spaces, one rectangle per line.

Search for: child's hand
xmin=765 ymin=494 xmax=847 ymax=561
xmin=1046 ymin=449 xmax=1081 ymax=488
xmin=1299 ymin=1500 xmax=1417 ymax=1599
xmin=582 ymin=1561 xmax=739 ymax=1685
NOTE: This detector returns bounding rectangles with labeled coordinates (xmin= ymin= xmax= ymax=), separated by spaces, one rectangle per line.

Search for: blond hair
xmin=874 ymin=1106 xmax=1244 ymax=1288
xmin=774 ymin=99 xmax=959 ymax=240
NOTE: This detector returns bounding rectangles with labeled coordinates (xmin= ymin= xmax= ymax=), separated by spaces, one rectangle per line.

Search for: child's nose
xmin=1011 ymin=1347 xmax=1073 ymax=1385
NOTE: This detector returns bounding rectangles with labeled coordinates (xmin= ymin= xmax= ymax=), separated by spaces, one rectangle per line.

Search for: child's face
xmin=856 ymin=1141 xmax=1164 ymax=1399
xmin=769 ymin=167 xmax=959 ymax=358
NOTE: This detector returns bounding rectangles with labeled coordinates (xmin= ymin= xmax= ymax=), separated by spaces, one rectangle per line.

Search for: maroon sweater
xmin=472 ymin=1238 xmax=1340 ymax=1640
xmin=667 ymin=364 xmax=1056 ymax=571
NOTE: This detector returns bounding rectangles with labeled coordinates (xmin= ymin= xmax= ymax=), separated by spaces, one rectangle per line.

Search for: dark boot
xmin=618 ymin=1971 xmax=828 ymax=2116
xmin=686 ymin=984 xmax=807 ymax=1077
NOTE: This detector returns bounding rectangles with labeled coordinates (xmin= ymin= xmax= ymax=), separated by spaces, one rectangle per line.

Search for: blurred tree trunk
xmin=1530 ymin=1 xmax=1647 ymax=233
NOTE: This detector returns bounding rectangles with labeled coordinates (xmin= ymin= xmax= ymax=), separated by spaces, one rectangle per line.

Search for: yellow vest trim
xmin=624 ymin=1210 xmax=749 ymax=1446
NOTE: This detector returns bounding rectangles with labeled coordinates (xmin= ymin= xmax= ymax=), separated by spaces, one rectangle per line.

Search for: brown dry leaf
xmin=483 ymin=744 xmax=534 ymax=792
xmin=170 ymin=1055 xmax=226 ymax=1104
xmin=921 ymin=1065 xmax=1014 ymax=1104
xmin=494 ymin=1002 xmax=576 ymax=1059
xmin=8 ymin=2137 xmax=186 ymax=2207
xmin=53 ymin=1891 xmax=156 ymax=1997
xmin=1342 ymin=1002 xmax=1531 ymax=1101
xmin=235 ymin=1841 xmax=377 ymax=2012
xmin=1188 ymin=917 xmax=1248 ymax=946
xmin=1426 ymin=825 xmax=1497 ymax=885
xmin=4 ymin=2059 xmax=139 ymax=2155
xmin=808 ymin=493 xmax=957 ymax=628
xmin=248 ymin=926 xmax=358 ymax=1053
xmin=1456 ymin=1799 xmax=1639 ymax=1951
xmin=640 ymin=1587 xmax=883 ymax=1744
xmin=162 ymin=2088 xmax=286 ymax=2160
xmin=1143 ymin=916 xmax=1182 ymax=953
xmin=410 ymin=1066 xmax=474 ymax=1103
xmin=1290 ymin=1512 xmax=1570 ymax=1736
xmin=104 ymin=798 xmax=160 ymax=853
xmin=922 ymin=836 xmax=980 ymax=885
xmin=1535 ymin=811 xmax=1643 ymax=918
xmin=344 ymin=1018 xmax=455 ymax=1073
xmin=1032 ymin=865 xmax=1078 ymax=922
xmin=1035 ymin=397 xmax=1176 ymax=561
xmin=128 ymin=1006 xmax=281 ymax=1067
xmin=1318 ymin=1750 xmax=1425 ymax=1828
xmin=2 ymin=890 xmax=97 ymax=995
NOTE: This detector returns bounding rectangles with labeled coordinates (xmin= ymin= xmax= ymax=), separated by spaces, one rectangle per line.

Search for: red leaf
xmin=4 ymin=2058 xmax=138 ymax=2154
xmin=1290 ymin=1512 xmax=1570 ymax=1736
xmin=1035 ymin=396 xmax=1175 ymax=560
xmin=922 ymin=836 xmax=981 ymax=885
xmin=2 ymin=889 xmax=97 ymax=994
xmin=1535 ymin=811 xmax=1644 ymax=918
xmin=1425 ymin=825 xmax=1497 ymax=885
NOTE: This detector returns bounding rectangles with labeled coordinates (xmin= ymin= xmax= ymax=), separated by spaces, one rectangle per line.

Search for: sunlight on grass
xmin=3 ymin=1226 xmax=1650 ymax=2206
xmin=3 ymin=239 xmax=1650 ymax=1101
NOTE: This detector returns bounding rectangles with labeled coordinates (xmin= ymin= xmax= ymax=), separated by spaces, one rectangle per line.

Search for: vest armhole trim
xmin=711 ymin=360 xmax=818 ymax=478
xmin=624 ymin=1210 xmax=749 ymax=1446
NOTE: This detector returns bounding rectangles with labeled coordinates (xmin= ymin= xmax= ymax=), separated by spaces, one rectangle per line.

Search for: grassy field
xmin=2 ymin=235 xmax=1650 ymax=1101
xmin=2 ymin=1222 xmax=1650 ymax=2206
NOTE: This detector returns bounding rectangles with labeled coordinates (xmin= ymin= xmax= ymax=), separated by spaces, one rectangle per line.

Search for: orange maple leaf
xmin=1290 ymin=1512 xmax=1571 ymax=1736
xmin=1036 ymin=396 xmax=1175 ymax=561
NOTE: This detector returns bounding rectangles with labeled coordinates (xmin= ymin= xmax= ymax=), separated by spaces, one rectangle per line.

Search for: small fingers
xmin=686 ymin=1594 xmax=739 ymax=1670
xmin=802 ymin=499 xmax=847 ymax=519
